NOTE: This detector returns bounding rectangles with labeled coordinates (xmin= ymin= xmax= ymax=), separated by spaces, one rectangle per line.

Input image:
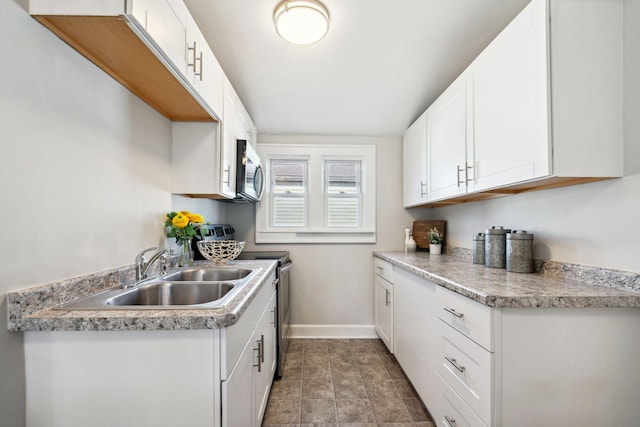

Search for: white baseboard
xmin=289 ymin=324 xmax=378 ymax=339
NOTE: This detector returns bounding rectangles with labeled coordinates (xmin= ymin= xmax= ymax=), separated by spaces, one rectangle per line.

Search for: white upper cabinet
xmin=469 ymin=0 xmax=549 ymax=192
xmin=29 ymin=0 xmax=225 ymax=121
xmin=403 ymin=111 xmax=428 ymax=207
xmin=426 ymin=73 xmax=470 ymax=201
xmin=406 ymin=0 xmax=623 ymax=208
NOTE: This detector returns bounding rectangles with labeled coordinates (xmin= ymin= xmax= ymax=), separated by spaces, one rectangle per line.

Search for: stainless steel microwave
xmin=235 ymin=139 xmax=264 ymax=202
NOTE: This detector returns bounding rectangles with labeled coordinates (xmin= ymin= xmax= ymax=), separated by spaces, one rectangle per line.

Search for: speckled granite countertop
xmin=8 ymin=260 xmax=277 ymax=332
xmin=374 ymin=251 xmax=640 ymax=308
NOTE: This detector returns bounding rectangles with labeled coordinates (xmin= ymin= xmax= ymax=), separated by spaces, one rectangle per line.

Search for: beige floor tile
xmin=336 ymin=398 xmax=376 ymax=423
xmin=303 ymin=364 xmax=331 ymax=380
xmin=303 ymin=339 xmax=328 ymax=353
xmin=285 ymin=351 xmax=304 ymax=367
xmin=269 ymin=380 xmax=302 ymax=400
xmin=302 ymin=378 xmax=334 ymax=399
xmin=304 ymin=352 xmax=329 ymax=366
xmin=385 ymin=363 xmax=407 ymax=379
xmin=363 ymin=379 xmax=400 ymax=398
xmin=300 ymin=399 xmax=337 ymax=423
xmin=349 ymin=339 xmax=377 ymax=353
xmin=333 ymin=378 xmax=367 ymax=398
xmin=369 ymin=398 xmax=413 ymax=423
xmin=327 ymin=339 xmax=352 ymax=353
xmin=392 ymin=379 xmax=420 ymax=399
xmin=359 ymin=364 xmax=392 ymax=381
xmin=263 ymin=398 xmax=301 ymax=424
xmin=403 ymin=398 xmax=431 ymax=422
xmin=265 ymin=339 xmax=435 ymax=427
xmin=353 ymin=352 xmax=383 ymax=365
xmin=281 ymin=365 xmax=303 ymax=381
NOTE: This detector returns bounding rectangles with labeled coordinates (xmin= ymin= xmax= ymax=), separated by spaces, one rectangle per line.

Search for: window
xmin=325 ymin=160 xmax=361 ymax=227
xmin=256 ymin=144 xmax=376 ymax=243
xmin=271 ymin=160 xmax=307 ymax=227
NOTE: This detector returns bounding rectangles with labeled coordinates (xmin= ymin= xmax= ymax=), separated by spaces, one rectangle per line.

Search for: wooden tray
xmin=412 ymin=220 xmax=446 ymax=251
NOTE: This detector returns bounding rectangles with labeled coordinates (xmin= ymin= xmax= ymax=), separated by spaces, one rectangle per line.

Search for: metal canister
xmin=485 ymin=226 xmax=511 ymax=269
xmin=472 ymin=233 xmax=485 ymax=264
xmin=507 ymin=230 xmax=534 ymax=273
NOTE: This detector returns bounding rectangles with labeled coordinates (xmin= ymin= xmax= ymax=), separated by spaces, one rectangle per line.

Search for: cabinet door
xmin=393 ymin=268 xmax=438 ymax=415
xmin=427 ymin=73 xmax=470 ymax=201
xmin=470 ymin=0 xmax=549 ymax=191
xmin=221 ymin=77 xmax=238 ymax=198
xmin=222 ymin=333 xmax=257 ymax=427
xmin=374 ymin=275 xmax=393 ymax=352
xmin=185 ymin=13 xmax=224 ymax=118
xmin=254 ymin=293 xmax=277 ymax=426
xmin=142 ymin=0 xmax=188 ymax=76
xmin=403 ymin=111 xmax=428 ymax=207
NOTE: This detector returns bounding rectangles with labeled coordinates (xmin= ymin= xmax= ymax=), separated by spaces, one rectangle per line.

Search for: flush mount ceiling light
xmin=273 ymin=0 xmax=330 ymax=45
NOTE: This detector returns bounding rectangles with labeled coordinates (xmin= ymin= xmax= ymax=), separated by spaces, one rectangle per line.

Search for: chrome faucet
xmin=135 ymin=246 xmax=168 ymax=281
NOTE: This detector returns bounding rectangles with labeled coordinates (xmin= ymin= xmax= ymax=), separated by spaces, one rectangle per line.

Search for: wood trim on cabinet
xmin=34 ymin=15 xmax=215 ymax=122
xmin=416 ymin=176 xmax=613 ymax=208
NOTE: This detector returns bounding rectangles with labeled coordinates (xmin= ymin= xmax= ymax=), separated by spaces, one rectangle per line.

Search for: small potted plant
xmin=428 ymin=227 xmax=443 ymax=255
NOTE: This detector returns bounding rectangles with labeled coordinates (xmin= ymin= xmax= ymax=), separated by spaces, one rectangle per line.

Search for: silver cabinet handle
xmin=223 ymin=166 xmax=230 ymax=185
xmin=195 ymin=51 xmax=203 ymax=81
xmin=445 ymin=356 xmax=466 ymax=373
xmin=260 ymin=334 xmax=265 ymax=363
xmin=376 ymin=266 xmax=384 ymax=271
xmin=457 ymin=165 xmax=464 ymax=188
xmin=187 ymin=41 xmax=197 ymax=70
xmin=444 ymin=415 xmax=457 ymax=427
xmin=385 ymin=289 xmax=391 ymax=306
xmin=253 ymin=346 xmax=261 ymax=372
xmin=465 ymin=162 xmax=473 ymax=183
xmin=271 ymin=308 xmax=276 ymax=327
xmin=420 ymin=180 xmax=426 ymax=197
xmin=444 ymin=307 xmax=464 ymax=318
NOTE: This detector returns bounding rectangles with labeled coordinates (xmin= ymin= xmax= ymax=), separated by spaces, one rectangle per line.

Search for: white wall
xmin=0 ymin=3 xmax=220 ymax=426
xmin=229 ymin=135 xmax=419 ymax=333
xmin=424 ymin=0 xmax=640 ymax=274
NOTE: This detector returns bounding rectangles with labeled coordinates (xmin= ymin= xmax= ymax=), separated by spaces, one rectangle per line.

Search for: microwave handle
xmin=254 ymin=164 xmax=265 ymax=200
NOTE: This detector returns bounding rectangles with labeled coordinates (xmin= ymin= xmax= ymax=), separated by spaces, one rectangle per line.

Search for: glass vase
xmin=178 ymin=239 xmax=194 ymax=267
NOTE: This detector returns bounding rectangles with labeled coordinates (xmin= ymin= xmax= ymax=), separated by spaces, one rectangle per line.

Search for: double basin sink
xmin=55 ymin=267 xmax=257 ymax=310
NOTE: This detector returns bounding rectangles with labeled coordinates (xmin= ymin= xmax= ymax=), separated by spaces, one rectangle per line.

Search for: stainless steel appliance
xmin=236 ymin=251 xmax=291 ymax=379
xmin=234 ymin=140 xmax=264 ymax=202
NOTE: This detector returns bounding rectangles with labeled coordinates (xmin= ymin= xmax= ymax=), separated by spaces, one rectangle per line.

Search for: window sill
xmin=255 ymin=231 xmax=376 ymax=244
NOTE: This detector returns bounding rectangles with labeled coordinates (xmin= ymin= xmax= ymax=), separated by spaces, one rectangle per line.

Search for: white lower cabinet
xmin=374 ymin=258 xmax=394 ymax=352
xmin=223 ymin=292 xmax=276 ymax=427
xmin=378 ymin=256 xmax=640 ymax=427
xmin=392 ymin=267 xmax=439 ymax=413
xmin=24 ymin=272 xmax=277 ymax=427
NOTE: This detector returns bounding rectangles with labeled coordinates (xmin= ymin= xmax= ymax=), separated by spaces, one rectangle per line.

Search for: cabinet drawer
xmin=439 ymin=374 xmax=488 ymax=427
xmin=436 ymin=286 xmax=494 ymax=351
xmin=437 ymin=320 xmax=493 ymax=425
xmin=374 ymin=257 xmax=393 ymax=283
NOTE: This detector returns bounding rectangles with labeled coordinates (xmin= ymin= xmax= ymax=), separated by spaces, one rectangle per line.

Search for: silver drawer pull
xmin=444 ymin=415 xmax=457 ymax=427
xmin=444 ymin=307 xmax=464 ymax=318
xmin=376 ymin=266 xmax=384 ymax=271
xmin=445 ymin=356 xmax=466 ymax=373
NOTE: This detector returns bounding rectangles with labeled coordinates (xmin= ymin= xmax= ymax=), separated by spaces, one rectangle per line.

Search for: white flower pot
xmin=429 ymin=244 xmax=442 ymax=255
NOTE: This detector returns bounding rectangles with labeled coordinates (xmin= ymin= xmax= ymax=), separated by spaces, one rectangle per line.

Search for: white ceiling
xmin=184 ymin=0 xmax=532 ymax=137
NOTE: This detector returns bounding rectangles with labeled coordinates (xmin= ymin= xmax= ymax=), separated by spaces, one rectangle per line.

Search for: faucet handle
xmin=135 ymin=246 xmax=159 ymax=263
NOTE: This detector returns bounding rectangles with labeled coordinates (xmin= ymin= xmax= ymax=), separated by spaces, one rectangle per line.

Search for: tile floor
xmin=262 ymin=338 xmax=436 ymax=427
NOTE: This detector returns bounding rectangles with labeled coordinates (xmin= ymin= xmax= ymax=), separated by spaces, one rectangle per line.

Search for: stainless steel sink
xmin=107 ymin=281 xmax=235 ymax=306
xmin=163 ymin=268 xmax=252 ymax=282
xmin=54 ymin=267 xmax=258 ymax=310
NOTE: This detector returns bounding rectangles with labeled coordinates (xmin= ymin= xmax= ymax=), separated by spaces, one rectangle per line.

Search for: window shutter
xmin=271 ymin=160 xmax=307 ymax=227
xmin=325 ymin=160 xmax=361 ymax=227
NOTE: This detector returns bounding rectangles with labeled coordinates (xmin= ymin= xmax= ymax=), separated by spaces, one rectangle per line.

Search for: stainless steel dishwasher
xmin=236 ymin=251 xmax=292 ymax=379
